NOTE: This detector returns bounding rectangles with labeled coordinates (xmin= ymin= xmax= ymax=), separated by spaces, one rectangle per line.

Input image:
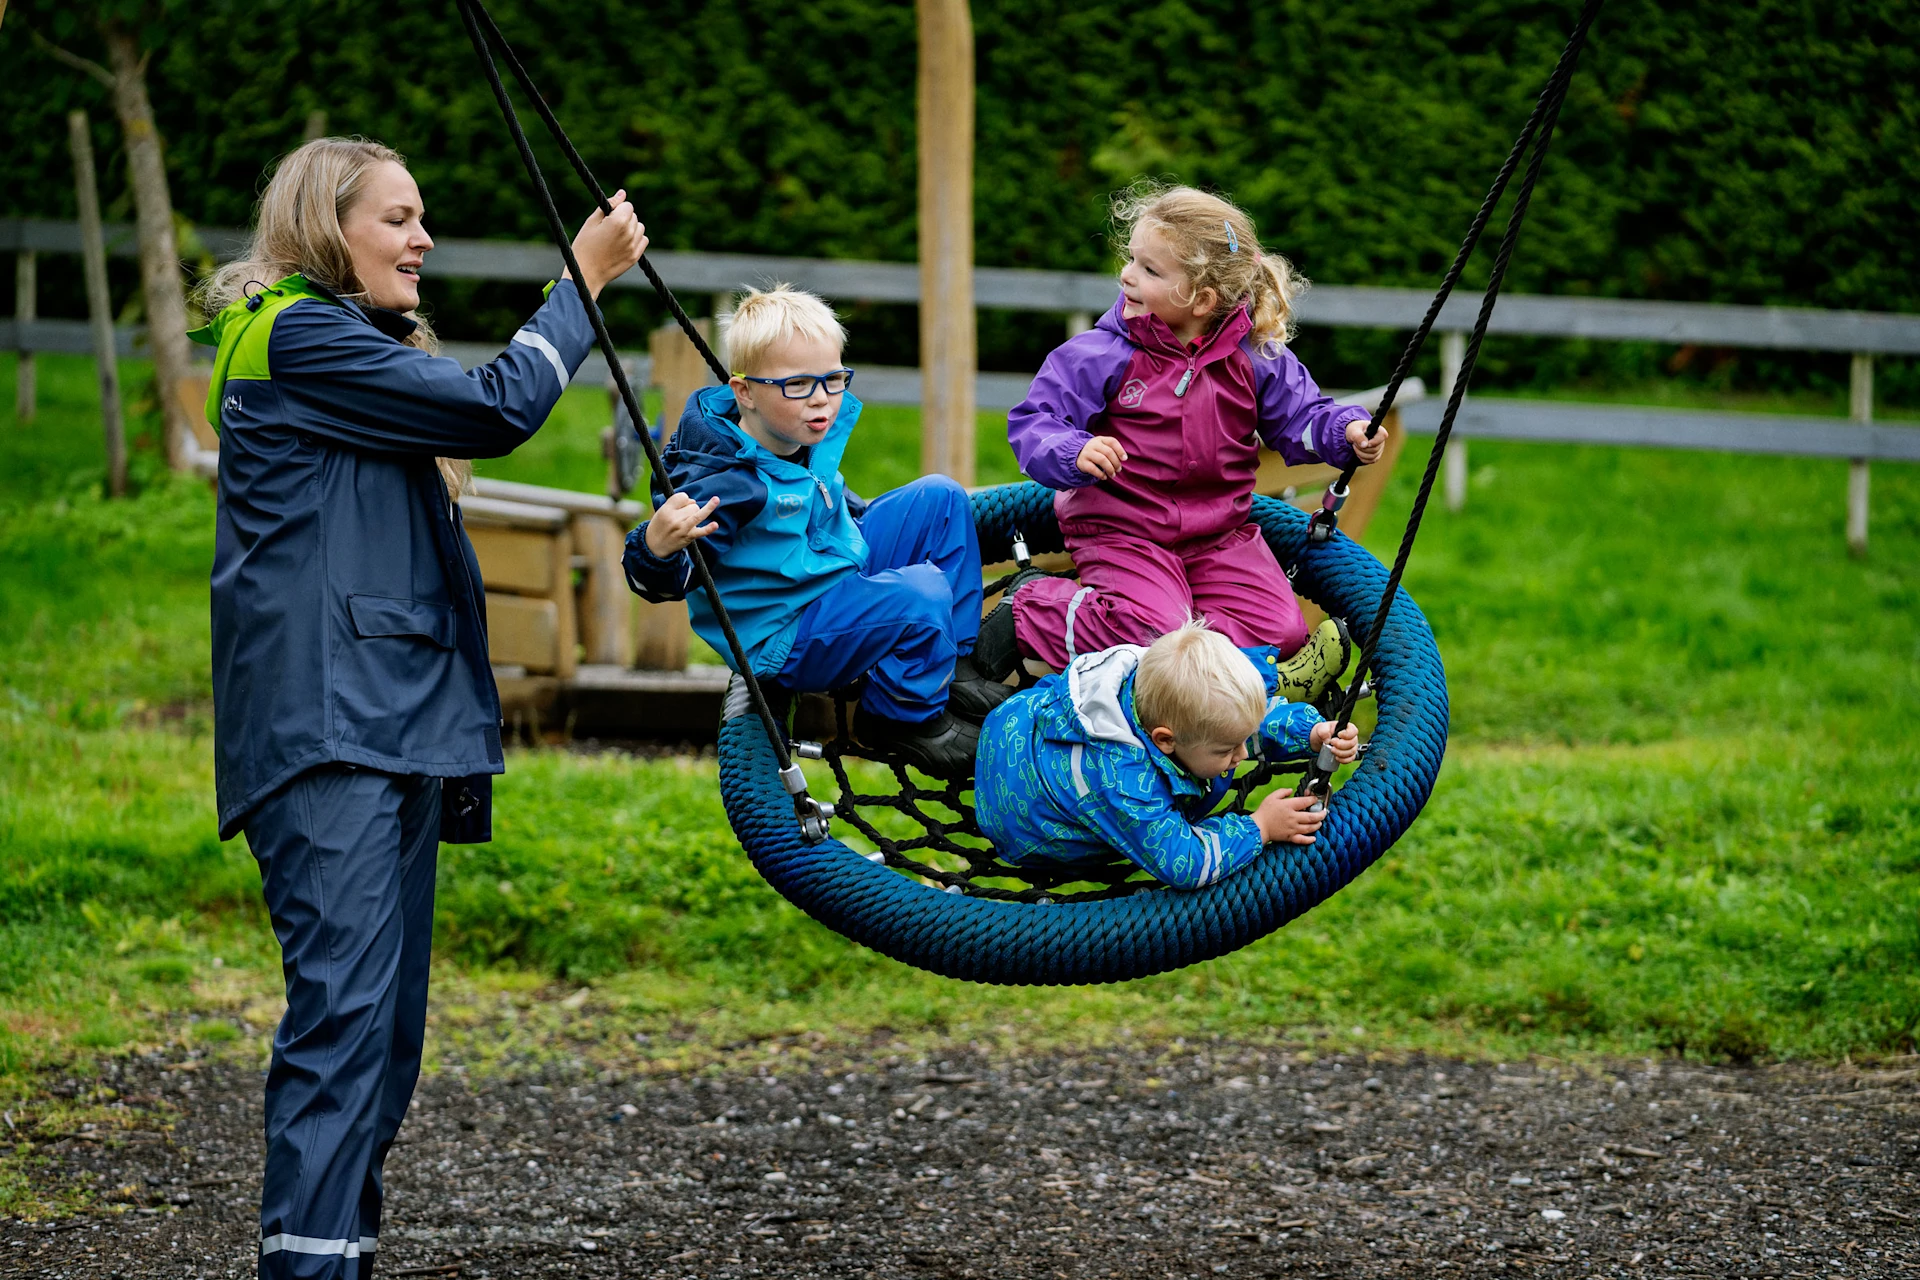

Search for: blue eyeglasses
xmin=736 ymin=368 xmax=856 ymax=399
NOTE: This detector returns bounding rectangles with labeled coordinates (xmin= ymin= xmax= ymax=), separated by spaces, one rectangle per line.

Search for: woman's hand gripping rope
xmin=560 ymin=189 xmax=648 ymax=299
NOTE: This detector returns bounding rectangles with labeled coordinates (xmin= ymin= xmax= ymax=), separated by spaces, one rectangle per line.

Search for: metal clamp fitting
xmin=779 ymin=762 xmax=808 ymax=796
xmin=797 ymin=796 xmax=835 ymax=844
xmin=1011 ymin=529 xmax=1031 ymax=568
xmin=791 ymin=740 xmax=826 ymax=761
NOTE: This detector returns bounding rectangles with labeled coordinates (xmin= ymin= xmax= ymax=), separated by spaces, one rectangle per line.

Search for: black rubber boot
xmin=852 ymin=708 xmax=981 ymax=777
xmin=947 ymin=654 xmax=1016 ymax=724
xmin=973 ymin=566 xmax=1051 ymax=682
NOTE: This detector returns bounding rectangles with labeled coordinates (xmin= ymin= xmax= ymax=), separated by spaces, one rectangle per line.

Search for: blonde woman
xmin=193 ymin=136 xmax=644 ymax=1279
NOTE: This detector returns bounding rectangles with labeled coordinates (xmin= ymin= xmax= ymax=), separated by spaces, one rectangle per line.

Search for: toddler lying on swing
xmin=974 ymin=620 xmax=1362 ymax=890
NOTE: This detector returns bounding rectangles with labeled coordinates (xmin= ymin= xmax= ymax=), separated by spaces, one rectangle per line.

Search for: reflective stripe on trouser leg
xmin=1063 ymin=586 xmax=1096 ymax=663
xmin=260 ymin=1236 xmax=378 ymax=1259
xmin=244 ymin=766 xmax=440 ymax=1280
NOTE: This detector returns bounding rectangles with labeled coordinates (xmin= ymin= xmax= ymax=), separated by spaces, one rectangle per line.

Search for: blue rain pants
xmin=243 ymin=765 xmax=440 ymax=1279
xmin=776 ymin=474 xmax=983 ymax=723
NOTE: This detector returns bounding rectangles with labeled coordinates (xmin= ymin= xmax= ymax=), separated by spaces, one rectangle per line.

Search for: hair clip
xmin=1224 ymin=220 xmax=1240 ymax=254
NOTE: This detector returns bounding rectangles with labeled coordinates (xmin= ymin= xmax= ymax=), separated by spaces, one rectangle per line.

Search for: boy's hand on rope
xmin=1253 ymin=789 xmax=1327 ymax=845
xmin=1346 ymin=418 xmax=1388 ymax=465
xmin=1309 ymin=721 xmax=1362 ymax=763
xmin=644 ymin=493 xmax=720 ymax=558
xmin=1075 ymin=436 xmax=1128 ymax=481
xmin=562 ymin=189 xmax=649 ymax=299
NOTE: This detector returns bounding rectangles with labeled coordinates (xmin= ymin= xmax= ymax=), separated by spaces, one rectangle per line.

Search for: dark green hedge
xmin=4 ymin=0 xmax=1916 ymax=394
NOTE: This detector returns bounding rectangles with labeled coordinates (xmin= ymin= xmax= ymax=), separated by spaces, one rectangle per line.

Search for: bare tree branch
xmin=30 ymin=27 xmax=116 ymax=88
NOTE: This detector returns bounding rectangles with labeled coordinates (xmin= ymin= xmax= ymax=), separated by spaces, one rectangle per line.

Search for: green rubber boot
xmin=1251 ymin=617 xmax=1352 ymax=706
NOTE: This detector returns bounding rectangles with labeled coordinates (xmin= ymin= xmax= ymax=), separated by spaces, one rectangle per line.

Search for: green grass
xmin=2 ymin=352 xmax=1918 ymax=1123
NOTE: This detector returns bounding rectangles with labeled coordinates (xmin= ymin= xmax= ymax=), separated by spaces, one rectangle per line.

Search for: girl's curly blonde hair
xmin=1113 ymin=183 xmax=1304 ymax=353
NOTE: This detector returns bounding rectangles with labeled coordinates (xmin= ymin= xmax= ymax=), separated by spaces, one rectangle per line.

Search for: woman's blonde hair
xmin=1113 ymin=183 xmax=1304 ymax=352
xmin=1133 ymin=619 xmax=1268 ymax=746
xmin=723 ymin=284 xmax=847 ymax=377
xmin=202 ymin=137 xmax=469 ymax=498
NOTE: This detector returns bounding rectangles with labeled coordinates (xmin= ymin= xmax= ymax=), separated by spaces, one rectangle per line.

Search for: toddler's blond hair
xmin=1133 ymin=620 xmax=1267 ymax=746
xmin=1113 ymin=183 xmax=1303 ymax=352
xmin=724 ymin=284 xmax=847 ymax=377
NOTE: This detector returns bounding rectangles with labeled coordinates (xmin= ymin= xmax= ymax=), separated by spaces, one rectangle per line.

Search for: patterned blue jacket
xmin=622 ymin=385 xmax=868 ymax=675
xmin=975 ymin=645 xmax=1322 ymax=889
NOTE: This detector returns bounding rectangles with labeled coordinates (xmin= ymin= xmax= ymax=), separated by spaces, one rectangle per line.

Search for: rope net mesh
xmin=805 ymin=575 xmax=1326 ymax=904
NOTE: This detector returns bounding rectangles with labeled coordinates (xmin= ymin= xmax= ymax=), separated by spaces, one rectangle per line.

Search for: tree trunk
xmin=101 ymin=21 xmax=193 ymax=472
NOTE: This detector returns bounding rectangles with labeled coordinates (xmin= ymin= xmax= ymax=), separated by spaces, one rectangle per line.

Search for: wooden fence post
xmin=1847 ymin=353 xmax=1871 ymax=558
xmin=1440 ymin=329 xmax=1467 ymax=512
xmin=12 ymin=250 xmax=33 ymax=423
xmin=1065 ymin=311 xmax=1092 ymax=339
xmin=69 ymin=111 xmax=126 ymax=498
xmin=916 ymin=0 xmax=976 ymax=484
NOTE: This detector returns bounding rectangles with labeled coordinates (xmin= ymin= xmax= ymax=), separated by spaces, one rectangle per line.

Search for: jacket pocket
xmin=346 ymin=593 xmax=456 ymax=649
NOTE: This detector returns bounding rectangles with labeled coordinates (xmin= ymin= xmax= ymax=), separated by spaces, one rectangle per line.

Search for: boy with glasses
xmin=624 ymin=285 xmax=1005 ymax=775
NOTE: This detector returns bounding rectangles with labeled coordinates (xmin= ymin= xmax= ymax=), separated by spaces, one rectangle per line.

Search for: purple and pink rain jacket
xmin=1008 ymin=296 xmax=1370 ymax=544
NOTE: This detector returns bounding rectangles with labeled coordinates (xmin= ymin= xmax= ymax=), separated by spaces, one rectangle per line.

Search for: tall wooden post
xmin=916 ymin=0 xmax=975 ymax=483
xmin=1847 ymin=353 xmax=1871 ymax=558
xmin=13 ymin=251 xmax=34 ymax=423
xmin=69 ymin=111 xmax=126 ymax=498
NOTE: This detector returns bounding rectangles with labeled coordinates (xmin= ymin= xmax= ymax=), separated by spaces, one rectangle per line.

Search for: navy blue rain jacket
xmin=204 ymin=276 xmax=594 ymax=840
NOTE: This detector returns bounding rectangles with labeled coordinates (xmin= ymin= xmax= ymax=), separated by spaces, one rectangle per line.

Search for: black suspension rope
xmin=454 ymin=0 xmax=831 ymax=841
xmin=1311 ymin=0 xmax=1604 ymax=544
xmin=1302 ymin=0 xmax=1603 ymax=806
xmin=460 ymin=0 xmax=730 ymax=386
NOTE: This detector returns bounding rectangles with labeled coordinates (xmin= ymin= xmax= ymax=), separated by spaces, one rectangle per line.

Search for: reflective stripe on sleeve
xmin=511 ymin=328 xmax=569 ymax=387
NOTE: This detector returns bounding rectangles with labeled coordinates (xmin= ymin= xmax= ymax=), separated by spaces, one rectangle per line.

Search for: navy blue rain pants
xmin=244 ymin=765 xmax=440 ymax=1279
xmin=776 ymin=474 xmax=983 ymax=723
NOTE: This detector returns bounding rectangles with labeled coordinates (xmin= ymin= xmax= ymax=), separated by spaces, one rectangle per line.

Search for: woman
xmin=194 ymin=137 xmax=646 ymax=1279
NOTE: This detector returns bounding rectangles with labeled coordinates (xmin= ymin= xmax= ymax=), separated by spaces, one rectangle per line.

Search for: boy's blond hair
xmin=1133 ymin=620 xmax=1267 ymax=745
xmin=724 ymin=284 xmax=847 ymax=377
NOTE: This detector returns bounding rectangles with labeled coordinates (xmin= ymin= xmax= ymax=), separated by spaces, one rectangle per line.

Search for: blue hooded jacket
xmin=199 ymin=274 xmax=594 ymax=840
xmin=974 ymin=645 xmax=1322 ymax=889
xmin=622 ymin=385 xmax=868 ymax=675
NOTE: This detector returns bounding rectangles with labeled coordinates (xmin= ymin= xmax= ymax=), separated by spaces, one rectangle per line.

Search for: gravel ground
xmin=5 ymin=1042 xmax=1917 ymax=1279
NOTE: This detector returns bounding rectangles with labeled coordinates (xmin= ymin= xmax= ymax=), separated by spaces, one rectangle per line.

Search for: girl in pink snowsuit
xmin=1004 ymin=186 xmax=1388 ymax=670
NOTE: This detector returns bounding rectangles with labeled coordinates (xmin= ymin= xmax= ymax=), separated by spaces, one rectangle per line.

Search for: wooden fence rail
xmin=9 ymin=216 xmax=1916 ymax=552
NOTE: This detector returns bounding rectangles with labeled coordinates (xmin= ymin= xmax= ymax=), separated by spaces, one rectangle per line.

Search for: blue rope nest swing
xmin=454 ymin=0 xmax=1601 ymax=987
xmin=714 ymin=484 xmax=1448 ymax=986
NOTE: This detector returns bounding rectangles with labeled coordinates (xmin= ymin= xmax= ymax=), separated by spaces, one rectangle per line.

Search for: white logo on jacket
xmin=774 ymin=493 xmax=805 ymax=518
xmin=1116 ymin=378 xmax=1147 ymax=409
